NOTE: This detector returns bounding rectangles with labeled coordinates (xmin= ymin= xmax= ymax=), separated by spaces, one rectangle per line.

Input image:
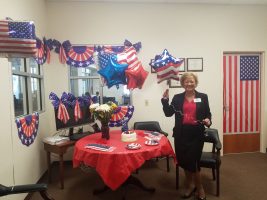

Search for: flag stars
xmin=240 ymin=56 xmax=259 ymax=80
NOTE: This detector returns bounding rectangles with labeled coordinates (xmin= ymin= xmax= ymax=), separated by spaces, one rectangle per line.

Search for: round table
xmin=73 ymin=129 xmax=175 ymax=191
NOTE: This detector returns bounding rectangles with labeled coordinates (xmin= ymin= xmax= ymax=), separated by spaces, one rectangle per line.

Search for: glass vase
xmin=101 ymin=123 xmax=110 ymax=140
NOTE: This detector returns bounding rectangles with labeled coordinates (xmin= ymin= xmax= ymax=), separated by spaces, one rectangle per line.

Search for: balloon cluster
xmin=97 ymin=43 xmax=148 ymax=90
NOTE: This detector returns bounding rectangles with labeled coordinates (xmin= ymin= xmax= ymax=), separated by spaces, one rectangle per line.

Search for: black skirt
xmin=174 ymin=124 xmax=204 ymax=172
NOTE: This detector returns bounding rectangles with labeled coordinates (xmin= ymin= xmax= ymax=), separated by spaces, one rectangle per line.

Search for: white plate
xmin=145 ymin=140 xmax=159 ymax=146
xmin=126 ymin=143 xmax=141 ymax=150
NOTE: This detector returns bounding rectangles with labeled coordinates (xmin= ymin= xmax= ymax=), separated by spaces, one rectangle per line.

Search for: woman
xmin=161 ymin=73 xmax=211 ymax=200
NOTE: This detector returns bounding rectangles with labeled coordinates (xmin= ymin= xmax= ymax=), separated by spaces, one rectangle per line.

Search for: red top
xmin=72 ymin=130 xmax=175 ymax=190
xmin=182 ymin=99 xmax=197 ymax=125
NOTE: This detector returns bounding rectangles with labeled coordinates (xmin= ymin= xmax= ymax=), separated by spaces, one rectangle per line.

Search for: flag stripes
xmin=223 ymin=54 xmax=260 ymax=134
xmin=0 ymin=20 xmax=36 ymax=57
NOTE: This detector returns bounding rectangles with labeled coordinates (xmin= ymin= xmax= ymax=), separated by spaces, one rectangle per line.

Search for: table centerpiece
xmin=89 ymin=101 xmax=117 ymax=140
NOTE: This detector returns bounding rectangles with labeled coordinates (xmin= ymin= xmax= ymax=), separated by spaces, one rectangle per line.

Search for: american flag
xmin=223 ymin=54 xmax=260 ymax=134
xmin=0 ymin=20 xmax=37 ymax=57
xmin=85 ymin=144 xmax=115 ymax=152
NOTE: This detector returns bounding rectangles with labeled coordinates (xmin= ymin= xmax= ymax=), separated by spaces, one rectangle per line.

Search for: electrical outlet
xmin=145 ymin=99 xmax=149 ymax=106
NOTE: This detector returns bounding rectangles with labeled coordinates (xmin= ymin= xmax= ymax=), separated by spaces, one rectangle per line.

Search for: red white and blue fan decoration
xmin=150 ymin=49 xmax=184 ymax=83
xmin=35 ymin=38 xmax=52 ymax=65
xmin=109 ymin=106 xmax=134 ymax=127
xmin=15 ymin=112 xmax=39 ymax=146
xmin=66 ymin=46 xmax=94 ymax=67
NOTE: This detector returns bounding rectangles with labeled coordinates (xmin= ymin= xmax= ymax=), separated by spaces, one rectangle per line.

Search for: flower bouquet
xmin=89 ymin=101 xmax=117 ymax=140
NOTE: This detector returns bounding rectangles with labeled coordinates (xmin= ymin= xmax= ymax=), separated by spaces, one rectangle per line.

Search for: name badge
xmin=194 ymin=98 xmax=201 ymax=103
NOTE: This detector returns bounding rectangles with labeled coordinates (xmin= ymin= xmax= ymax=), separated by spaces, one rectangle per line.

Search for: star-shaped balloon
xmin=150 ymin=49 xmax=184 ymax=83
xmin=98 ymin=55 xmax=128 ymax=88
xmin=125 ymin=61 xmax=149 ymax=90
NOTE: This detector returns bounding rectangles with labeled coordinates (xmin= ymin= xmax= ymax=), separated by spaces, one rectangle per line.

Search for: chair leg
xmin=176 ymin=164 xmax=179 ymax=190
xmin=212 ymin=167 xmax=216 ymax=180
xmin=216 ymin=166 xmax=220 ymax=196
xmin=166 ymin=156 xmax=170 ymax=172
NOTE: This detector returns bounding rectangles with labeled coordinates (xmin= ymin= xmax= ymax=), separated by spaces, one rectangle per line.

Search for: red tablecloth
xmin=73 ymin=130 xmax=175 ymax=190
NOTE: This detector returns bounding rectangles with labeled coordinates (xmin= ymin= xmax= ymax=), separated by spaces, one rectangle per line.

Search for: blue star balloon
xmin=98 ymin=55 xmax=128 ymax=88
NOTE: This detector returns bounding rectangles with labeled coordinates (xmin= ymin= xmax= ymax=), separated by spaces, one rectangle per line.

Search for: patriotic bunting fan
xmin=35 ymin=38 xmax=50 ymax=65
xmin=66 ymin=46 xmax=95 ymax=67
xmin=150 ymin=49 xmax=184 ymax=83
xmin=15 ymin=112 xmax=39 ymax=146
xmin=109 ymin=106 xmax=134 ymax=127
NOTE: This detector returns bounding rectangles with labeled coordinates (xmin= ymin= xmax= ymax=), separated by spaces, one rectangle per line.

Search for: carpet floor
xmin=29 ymin=152 xmax=267 ymax=200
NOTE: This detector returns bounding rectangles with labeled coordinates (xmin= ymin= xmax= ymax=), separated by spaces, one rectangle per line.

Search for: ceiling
xmin=46 ymin=0 xmax=267 ymax=5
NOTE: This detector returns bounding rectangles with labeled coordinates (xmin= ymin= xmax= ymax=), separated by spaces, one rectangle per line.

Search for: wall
xmin=0 ymin=0 xmax=48 ymax=200
xmin=46 ymin=1 xmax=267 ymax=152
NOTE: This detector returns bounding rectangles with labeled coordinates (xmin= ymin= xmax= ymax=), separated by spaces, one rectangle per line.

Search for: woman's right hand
xmin=163 ymin=89 xmax=169 ymax=99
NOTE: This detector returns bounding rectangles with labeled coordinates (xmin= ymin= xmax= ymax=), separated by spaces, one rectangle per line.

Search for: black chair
xmin=199 ymin=128 xmax=221 ymax=196
xmin=175 ymin=128 xmax=221 ymax=196
xmin=133 ymin=121 xmax=168 ymax=137
xmin=0 ymin=183 xmax=54 ymax=200
xmin=133 ymin=121 xmax=171 ymax=172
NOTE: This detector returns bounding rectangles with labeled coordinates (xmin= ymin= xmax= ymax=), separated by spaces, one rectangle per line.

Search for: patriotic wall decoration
xmin=15 ymin=112 xmax=39 ymax=147
xmin=35 ymin=38 xmax=53 ymax=65
xmin=109 ymin=106 xmax=134 ymax=127
xmin=0 ymin=17 xmax=147 ymax=90
xmin=149 ymin=49 xmax=184 ymax=83
xmin=0 ymin=19 xmax=37 ymax=58
xmin=49 ymin=92 xmax=91 ymax=124
xmin=67 ymin=46 xmax=94 ymax=67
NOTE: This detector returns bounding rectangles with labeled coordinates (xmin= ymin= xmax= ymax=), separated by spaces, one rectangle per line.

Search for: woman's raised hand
xmin=163 ymin=89 xmax=169 ymax=99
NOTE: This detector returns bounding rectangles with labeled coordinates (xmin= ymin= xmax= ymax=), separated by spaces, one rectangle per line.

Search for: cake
xmin=121 ymin=131 xmax=137 ymax=142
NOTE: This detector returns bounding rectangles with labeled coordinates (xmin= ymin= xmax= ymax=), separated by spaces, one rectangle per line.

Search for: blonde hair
xmin=180 ymin=72 xmax=198 ymax=88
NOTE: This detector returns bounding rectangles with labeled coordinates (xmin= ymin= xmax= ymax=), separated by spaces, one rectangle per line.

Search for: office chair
xmin=133 ymin=121 xmax=171 ymax=172
xmin=0 ymin=183 xmax=54 ymax=199
xmin=175 ymin=128 xmax=221 ymax=196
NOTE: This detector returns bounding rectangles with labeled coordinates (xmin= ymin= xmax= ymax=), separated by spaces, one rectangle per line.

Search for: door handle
xmin=223 ymin=105 xmax=229 ymax=111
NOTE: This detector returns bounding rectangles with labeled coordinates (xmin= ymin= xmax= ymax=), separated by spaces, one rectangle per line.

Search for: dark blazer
xmin=161 ymin=90 xmax=212 ymax=138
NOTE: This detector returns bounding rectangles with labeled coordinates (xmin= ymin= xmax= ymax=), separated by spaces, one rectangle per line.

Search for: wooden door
xmin=223 ymin=53 xmax=261 ymax=154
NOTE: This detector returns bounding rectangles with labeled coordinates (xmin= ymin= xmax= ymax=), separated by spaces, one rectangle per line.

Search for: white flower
xmin=89 ymin=103 xmax=100 ymax=109
xmin=96 ymin=104 xmax=111 ymax=112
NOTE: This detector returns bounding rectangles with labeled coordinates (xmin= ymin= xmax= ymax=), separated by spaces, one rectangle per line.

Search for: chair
xmin=0 ymin=183 xmax=54 ymax=200
xmin=175 ymin=128 xmax=221 ymax=196
xmin=199 ymin=128 xmax=222 ymax=196
xmin=133 ymin=121 xmax=171 ymax=172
